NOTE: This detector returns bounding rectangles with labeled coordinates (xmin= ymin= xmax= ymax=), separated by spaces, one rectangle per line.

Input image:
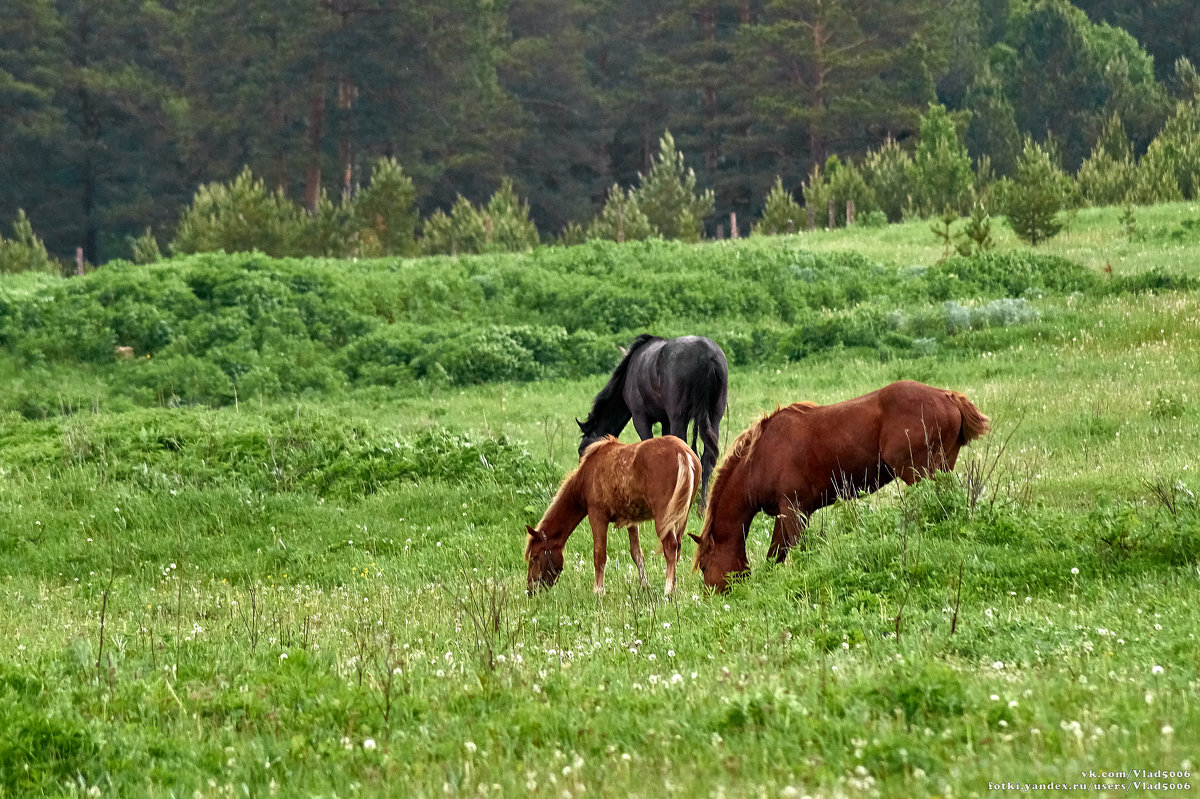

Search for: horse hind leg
xmin=627 ymin=524 xmax=649 ymax=590
xmin=697 ymin=423 xmax=719 ymax=513
xmin=662 ymin=529 xmax=681 ymax=598
xmin=589 ymin=516 xmax=610 ymax=596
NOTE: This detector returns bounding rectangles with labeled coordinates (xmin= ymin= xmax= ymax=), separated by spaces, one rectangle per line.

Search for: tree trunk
xmin=304 ymin=59 xmax=327 ymax=213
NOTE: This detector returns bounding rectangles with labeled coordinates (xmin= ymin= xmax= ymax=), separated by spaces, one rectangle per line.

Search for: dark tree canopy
xmin=0 ymin=0 xmax=1183 ymax=261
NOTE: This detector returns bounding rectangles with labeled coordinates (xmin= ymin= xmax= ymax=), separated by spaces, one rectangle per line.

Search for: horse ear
xmin=526 ymin=524 xmax=546 ymax=542
xmin=576 ymin=418 xmax=586 ymax=431
xmin=688 ymin=533 xmax=702 ymax=545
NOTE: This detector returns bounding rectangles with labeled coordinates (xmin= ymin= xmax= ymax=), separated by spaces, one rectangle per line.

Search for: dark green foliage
xmin=993 ymin=0 xmax=1168 ymax=170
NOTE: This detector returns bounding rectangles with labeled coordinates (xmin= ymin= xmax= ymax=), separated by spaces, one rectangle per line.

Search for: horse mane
xmin=695 ymin=401 xmax=817 ymax=551
xmin=526 ymin=436 xmax=619 ymax=561
xmin=578 ymin=334 xmax=663 ymax=432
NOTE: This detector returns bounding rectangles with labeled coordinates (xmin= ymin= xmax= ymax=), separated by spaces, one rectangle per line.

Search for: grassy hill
xmin=0 ymin=205 xmax=1197 ymax=796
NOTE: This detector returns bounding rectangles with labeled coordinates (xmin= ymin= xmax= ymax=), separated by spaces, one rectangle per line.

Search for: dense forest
xmin=1 ymin=0 xmax=1198 ymax=264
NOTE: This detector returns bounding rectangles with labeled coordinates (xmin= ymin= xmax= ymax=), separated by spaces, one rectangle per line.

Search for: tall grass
xmin=1 ymin=204 xmax=1198 ymax=796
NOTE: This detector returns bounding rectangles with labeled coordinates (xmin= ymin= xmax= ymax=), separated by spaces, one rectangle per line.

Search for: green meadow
xmin=1 ymin=205 xmax=1198 ymax=797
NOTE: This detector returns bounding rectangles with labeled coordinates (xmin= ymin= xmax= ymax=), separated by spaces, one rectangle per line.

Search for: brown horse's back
xmin=733 ymin=381 xmax=989 ymax=513
xmin=695 ymin=380 xmax=989 ymax=591
xmin=581 ymin=436 xmax=699 ymax=533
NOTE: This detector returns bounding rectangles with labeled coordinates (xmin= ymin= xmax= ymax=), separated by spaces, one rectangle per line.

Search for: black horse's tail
xmin=686 ymin=349 xmax=728 ymax=511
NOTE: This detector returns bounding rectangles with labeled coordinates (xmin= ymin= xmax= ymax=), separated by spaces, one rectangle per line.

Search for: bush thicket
xmin=1 ymin=239 xmax=1178 ymax=416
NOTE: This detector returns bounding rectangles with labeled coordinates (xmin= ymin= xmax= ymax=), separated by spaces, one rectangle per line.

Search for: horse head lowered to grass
xmin=576 ymin=335 xmax=727 ymax=511
xmin=526 ymin=435 xmax=700 ymax=597
xmin=692 ymin=380 xmax=991 ymax=592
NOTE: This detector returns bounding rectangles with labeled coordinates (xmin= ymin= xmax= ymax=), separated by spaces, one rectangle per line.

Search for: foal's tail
xmin=660 ymin=452 xmax=699 ymax=544
xmin=949 ymin=391 xmax=991 ymax=445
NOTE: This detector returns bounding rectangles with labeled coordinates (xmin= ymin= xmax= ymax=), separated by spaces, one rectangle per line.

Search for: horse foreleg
xmin=626 ymin=524 xmax=649 ymax=590
xmin=589 ymin=516 xmax=609 ymax=596
xmin=631 ymin=415 xmax=655 ymax=440
xmin=766 ymin=503 xmax=807 ymax=564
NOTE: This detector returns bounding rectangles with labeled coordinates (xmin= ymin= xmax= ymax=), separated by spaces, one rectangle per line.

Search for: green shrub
xmin=927 ymin=252 xmax=1097 ymax=298
xmin=130 ymin=354 xmax=235 ymax=406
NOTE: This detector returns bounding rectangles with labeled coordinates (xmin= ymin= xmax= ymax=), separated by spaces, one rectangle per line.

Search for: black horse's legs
xmin=697 ymin=430 xmax=718 ymax=513
xmin=631 ymin=414 xmax=655 ymax=440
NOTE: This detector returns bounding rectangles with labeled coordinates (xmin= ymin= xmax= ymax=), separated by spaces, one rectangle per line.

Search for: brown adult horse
xmin=526 ymin=435 xmax=700 ymax=597
xmin=692 ymin=380 xmax=990 ymax=592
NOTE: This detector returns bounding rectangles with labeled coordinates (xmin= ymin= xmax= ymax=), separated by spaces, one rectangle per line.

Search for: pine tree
xmin=633 ymin=131 xmax=715 ymax=241
xmin=353 ymin=158 xmax=419 ymax=257
xmin=1004 ymin=138 xmax=1069 ymax=246
xmin=755 ymin=177 xmax=804 ymax=235
xmin=909 ymin=103 xmax=974 ymax=217
xmin=862 ymin=139 xmax=915 ymax=223
xmin=170 ymin=168 xmax=308 ymax=256
xmin=0 ymin=210 xmax=57 ymax=274
xmin=420 ymin=179 xmax=540 ymax=255
xmin=588 ymin=184 xmax=657 ymax=243
xmin=1077 ymin=112 xmax=1137 ymax=206
xmin=482 ymin=178 xmax=541 ymax=252
xmin=802 ymin=156 xmax=876 ymax=228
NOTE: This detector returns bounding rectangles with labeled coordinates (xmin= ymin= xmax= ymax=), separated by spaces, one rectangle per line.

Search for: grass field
xmin=1 ymin=205 xmax=1199 ymax=797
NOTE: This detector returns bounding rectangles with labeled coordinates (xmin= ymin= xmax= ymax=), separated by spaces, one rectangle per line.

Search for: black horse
xmin=577 ymin=335 xmax=728 ymax=510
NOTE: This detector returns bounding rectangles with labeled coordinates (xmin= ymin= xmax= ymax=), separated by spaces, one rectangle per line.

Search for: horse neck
xmin=584 ymin=390 xmax=632 ymax=438
xmin=538 ymin=474 xmax=587 ymax=545
xmin=700 ymin=457 xmax=756 ymax=547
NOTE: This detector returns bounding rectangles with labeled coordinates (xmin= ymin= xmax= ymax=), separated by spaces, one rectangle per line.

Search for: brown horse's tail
xmin=949 ymin=391 xmax=991 ymax=445
xmin=660 ymin=452 xmax=699 ymax=544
